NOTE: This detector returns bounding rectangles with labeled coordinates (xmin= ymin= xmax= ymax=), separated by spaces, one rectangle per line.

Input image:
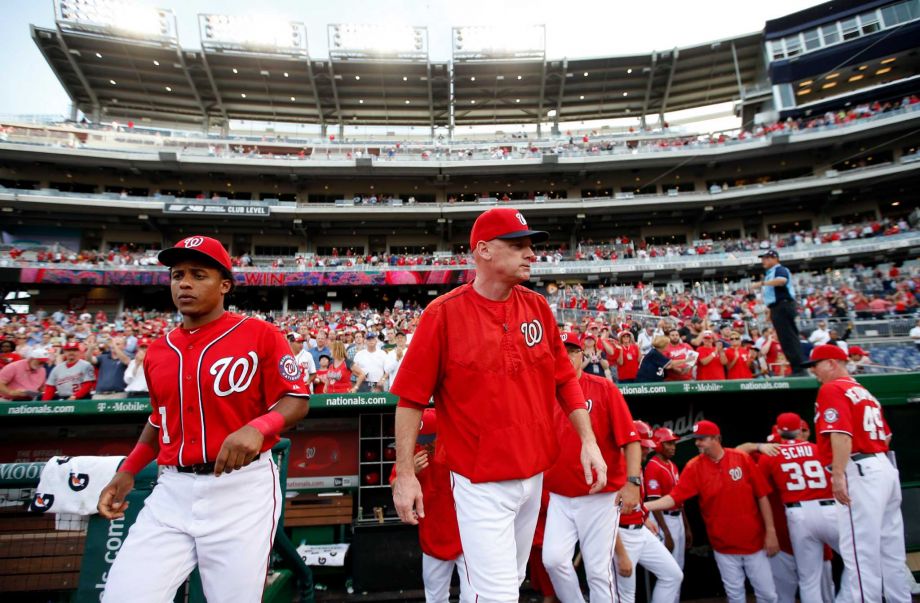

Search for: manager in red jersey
xmin=646 ymin=420 xmax=779 ymax=603
xmin=541 ymin=331 xmax=641 ymax=603
xmin=391 ymin=208 xmax=608 ymax=603
xmin=97 ymin=236 xmax=310 ymax=603
xmin=807 ymin=344 xmax=910 ymax=603
xmin=758 ymin=411 xmax=846 ymax=603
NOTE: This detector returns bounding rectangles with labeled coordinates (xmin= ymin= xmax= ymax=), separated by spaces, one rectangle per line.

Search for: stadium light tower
xmin=199 ymin=14 xmax=308 ymax=57
xmin=451 ymin=25 xmax=545 ymax=61
xmin=328 ymin=24 xmax=428 ymax=61
xmin=55 ymin=0 xmax=177 ymax=41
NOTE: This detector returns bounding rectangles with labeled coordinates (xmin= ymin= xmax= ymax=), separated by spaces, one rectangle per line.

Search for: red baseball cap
xmin=848 ymin=346 xmax=866 ymax=357
xmin=691 ymin=419 xmax=721 ymax=438
xmin=418 ymin=408 xmax=438 ymax=444
xmin=158 ymin=236 xmax=233 ymax=276
xmin=653 ymin=426 xmax=679 ymax=444
xmin=634 ymin=420 xmax=655 ymax=448
xmin=469 ymin=208 xmax=548 ymax=249
xmin=776 ymin=412 xmax=803 ymax=433
xmin=801 ymin=344 xmax=848 ymax=367
xmin=287 ymin=332 xmax=305 ymax=343
xmin=560 ymin=331 xmax=583 ymax=350
xmin=138 ymin=337 xmax=151 ymax=348
xmin=62 ymin=342 xmax=80 ymax=351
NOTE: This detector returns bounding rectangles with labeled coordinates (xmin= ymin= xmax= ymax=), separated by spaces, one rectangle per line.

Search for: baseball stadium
xmin=0 ymin=0 xmax=919 ymax=601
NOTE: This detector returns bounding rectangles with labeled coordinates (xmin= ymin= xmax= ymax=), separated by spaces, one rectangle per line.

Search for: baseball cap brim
xmin=495 ymin=229 xmax=549 ymax=243
xmin=157 ymin=248 xmax=232 ymax=276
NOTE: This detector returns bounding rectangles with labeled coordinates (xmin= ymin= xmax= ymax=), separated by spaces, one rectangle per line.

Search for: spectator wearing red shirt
xmin=695 ymin=331 xmax=726 ymax=381
xmin=722 ymin=332 xmax=754 ymax=380
xmin=646 ymin=420 xmax=779 ymax=603
xmin=664 ymin=329 xmax=694 ymax=381
xmin=0 ymin=340 xmax=22 ymax=367
xmin=615 ymin=331 xmax=639 ymax=382
xmin=324 ymin=342 xmax=353 ymax=393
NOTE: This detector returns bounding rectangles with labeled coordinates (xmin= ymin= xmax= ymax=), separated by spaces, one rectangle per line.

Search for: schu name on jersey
xmin=779 ymin=444 xmax=815 ymax=460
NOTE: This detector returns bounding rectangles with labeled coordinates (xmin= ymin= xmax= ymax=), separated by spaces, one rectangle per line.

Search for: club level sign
xmin=164 ymin=203 xmax=271 ymax=216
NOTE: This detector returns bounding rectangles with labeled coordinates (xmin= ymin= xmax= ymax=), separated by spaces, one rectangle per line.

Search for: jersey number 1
xmin=862 ymin=405 xmax=886 ymax=440
xmin=159 ymin=406 xmax=171 ymax=444
xmin=780 ymin=460 xmax=827 ymax=491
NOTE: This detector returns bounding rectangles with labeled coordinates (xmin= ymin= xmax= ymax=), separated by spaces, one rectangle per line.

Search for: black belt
xmin=767 ymin=299 xmax=795 ymax=308
xmin=177 ymin=462 xmax=216 ymax=475
xmin=785 ymin=499 xmax=835 ymax=508
xmin=851 ymin=453 xmax=877 ymax=462
xmin=619 ymin=523 xmax=644 ymax=530
xmin=663 ymin=510 xmax=682 ymax=517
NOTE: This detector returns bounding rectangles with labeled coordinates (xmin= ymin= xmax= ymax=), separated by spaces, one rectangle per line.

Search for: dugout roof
xmin=32 ymin=24 xmax=764 ymax=128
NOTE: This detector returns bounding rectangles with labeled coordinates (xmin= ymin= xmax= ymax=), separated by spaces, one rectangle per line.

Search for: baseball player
xmin=758 ymin=411 xmax=851 ymax=603
xmin=613 ymin=421 xmax=684 ymax=603
xmin=808 ymin=344 xmax=910 ymax=603
xmin=644 ymin=427 xmax=692 ymax=572
xmin=541 ymin=331 xmax=641 ymax=603
xmin=391 ymin=208 xmax=608 ymax=603
xmin=42 ymin=342 xmax=94 ymax=400
xmin=97 ymin=235 xmax=310 ymax=603
xmin=646 ymin=420 xmax=779 ymax=603
xmin=389 ymin=408 xmax=470 ymax=603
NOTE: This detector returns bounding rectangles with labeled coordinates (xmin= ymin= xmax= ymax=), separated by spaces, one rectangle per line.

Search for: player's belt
xmin=785 ymin=499 xmax=835 ymax=508
xmin=175 ymin=452 xmax=264 ymax=475
xmin=619 ymin=523 xmax=644 ymax=530
xmin=850 ymin=452 xmax=877 ymax=462
xmin=663 ymin=510 xmax=682 ymax=517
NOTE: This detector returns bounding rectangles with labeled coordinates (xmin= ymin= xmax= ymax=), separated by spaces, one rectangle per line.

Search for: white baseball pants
xmin=542 ymin=491 xmax=619 ymax=603
xmin=614 ymin=525 xmax=684 ymax=603
xmin=713 ymin=550 xmax=778 ymax=603
xmin=769 ymin=551 xmax=798 ymax=603
xmin=450 ymin=471 xmax=542 ymax=603
xmin=837 ymin=453 xmax=910 ymax=603
xmin=103 ymin=455 xmax=281 ymax=603
xmin=422 ymin=553 xmax=472 ymax=603
xmin=785 ymin=499 xmax=840 ymax=603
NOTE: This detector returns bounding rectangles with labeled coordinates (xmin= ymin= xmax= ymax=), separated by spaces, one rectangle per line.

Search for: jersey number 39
xmin=780 ymin=460 xmax=827 ymax=491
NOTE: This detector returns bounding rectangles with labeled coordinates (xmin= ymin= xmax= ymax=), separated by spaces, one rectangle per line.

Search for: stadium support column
xmin=282 ymin=290 xmax=289 ymax=314
xmin=553 ymin=58 xmax=568 ymax=136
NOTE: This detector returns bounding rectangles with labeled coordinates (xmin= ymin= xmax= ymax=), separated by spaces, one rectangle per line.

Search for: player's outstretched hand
xmin=758 ymin=443 xmax=780 ymax=457
xmin=413 ymin=450 xmax=429 ymax=474
xmin=392 ymin=472 xmax=424 ymax=525
xmin=831 ymin=472 xmax=850 ymax=505
xmin=98 ymin=472 xmax=135 ymax=520
xmin=214 ymin=425 xmax=263 ymax=477
xmin=581 ymin=439 xmax=608 ymax=494
xmin=616 ymin=553 xmax=633 ymax=577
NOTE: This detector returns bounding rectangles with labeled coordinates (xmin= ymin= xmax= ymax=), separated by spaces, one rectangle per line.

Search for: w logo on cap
xmin=182 ymin=236 xmax=205 ymax=248
xmin=514 ymin=212 xmax=527 ymax=226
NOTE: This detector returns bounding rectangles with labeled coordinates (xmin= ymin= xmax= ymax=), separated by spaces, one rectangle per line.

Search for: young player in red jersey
xmin=541 ymin=332 xmax=641 ymax=603
xmin=389 ymin=409 xmax=469 ymax=603
xmin=645 ymin=427 xmax=692 ymax=572
xmin=614 ymin=421 xmax=684 ymax=603
xmin=96 ymin=236 xmax=310 ymax=603
xmin=807 ymin=345 xmax=909 ymax=603
xmin=646 ymin=420 xmax=779 ymax=603
xmin=391 ymin=209 xmax=609 ymax=602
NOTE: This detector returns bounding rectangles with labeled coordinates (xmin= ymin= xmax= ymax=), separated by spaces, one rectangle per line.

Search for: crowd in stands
xmin=2 ymin=217 xmax=916 ymax=271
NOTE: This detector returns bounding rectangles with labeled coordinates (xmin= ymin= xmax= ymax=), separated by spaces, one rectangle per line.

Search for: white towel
xmin=30 ymin=455 xmax=125 ymax=516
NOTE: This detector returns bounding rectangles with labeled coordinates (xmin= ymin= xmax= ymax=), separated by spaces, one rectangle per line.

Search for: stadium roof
xmin=32 ymin=23 xmax=764 ymax=128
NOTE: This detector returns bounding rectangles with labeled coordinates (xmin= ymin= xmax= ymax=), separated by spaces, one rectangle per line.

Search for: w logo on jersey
xmin=68 ymin=472 xmax=90 ymax=491
xmin=585 ymin=398 xmax=594 ymax=413
xmin=728 ymin=467 xmax=743 ymax=481
xmin=520 ymin=319 xmax=544 ymax=347
xmin=209 ymin=352 xmax=258 ymax=397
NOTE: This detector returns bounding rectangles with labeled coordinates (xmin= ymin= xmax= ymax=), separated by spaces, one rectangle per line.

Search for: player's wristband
xmin=119 ymin=442 xmax=157 ymax=476
xmin=247 ymin=410 xmax=286 ymax=439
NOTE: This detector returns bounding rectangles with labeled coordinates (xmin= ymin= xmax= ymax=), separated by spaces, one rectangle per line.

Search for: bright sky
xmin=0 ymin=0 xmax=826 ymax=117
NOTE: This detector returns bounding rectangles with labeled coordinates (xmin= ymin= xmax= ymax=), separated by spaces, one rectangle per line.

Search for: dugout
xmin=0 ymin=373 xmax=918 ymax=601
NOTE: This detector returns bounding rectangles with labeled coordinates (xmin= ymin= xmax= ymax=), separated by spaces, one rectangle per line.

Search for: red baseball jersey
xmin=670 ymin=448 xmax=771 ymax=554
xmin=644 ymin=455 xmax=682 ymax=511
xmin=391 ymin=284 xmax=586 ymax=483
xmin=694 ymin=346 xmax=725 ymax=381
xmin=814 ymin=376 xmax=890 ymax=465
xmin=617 ymin=343 xmax=640 ymax=381
xmin=758 ymin=440 xmax=833 ymax=504
xmin=664 ymin=343 xmax=694 ymax=381
xmin=725 ymin=347 xmax=753 ymax=380
xmin=145 ymin=312 xmax=309 ymax=466
xmin=543 ymin=372 xmax=639 ymax=497
xmin=389 ymin=448 xmax=462 ymax=561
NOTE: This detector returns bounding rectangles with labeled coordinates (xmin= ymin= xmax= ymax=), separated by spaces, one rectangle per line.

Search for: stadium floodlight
xmin=199 ymin=14 xmax=307 ymax=57
xmin=55 ymin=0 xmax=177 ymax=42
xmin=328 ymin=24 xmax=428 ymax=61
xmin=452 ymin=25 xmax=545 ymax=61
